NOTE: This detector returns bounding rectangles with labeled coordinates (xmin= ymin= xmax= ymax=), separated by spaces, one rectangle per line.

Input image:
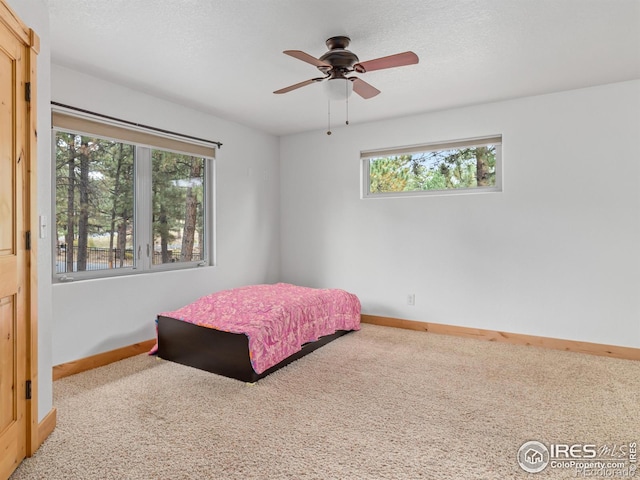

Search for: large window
xmin=361 ymin=135 xmax=502 ymax=198
xmin=53 ymin=110 xmax=215 ymax=281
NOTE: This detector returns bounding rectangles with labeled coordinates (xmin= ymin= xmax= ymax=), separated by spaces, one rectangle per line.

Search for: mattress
xmin=156 ymin=283 xmax=361 ymax=374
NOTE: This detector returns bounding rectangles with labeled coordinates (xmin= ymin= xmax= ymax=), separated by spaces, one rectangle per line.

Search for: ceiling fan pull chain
xmin=345 ymin=81 xmax=350 ymax=126
xmin=327 ymin=99 xmax=332 ymax=135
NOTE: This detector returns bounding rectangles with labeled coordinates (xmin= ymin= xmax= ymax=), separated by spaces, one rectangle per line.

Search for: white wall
xmin=8 ymin=0 xmax=53 ymax=421
xmin=50 ymin=65 xmax=281 ymax=365
xmin=280 ymin=80 xmax=640 ymax=349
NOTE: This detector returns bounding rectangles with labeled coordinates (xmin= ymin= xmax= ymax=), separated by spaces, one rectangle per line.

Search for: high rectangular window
xmin=52 ymin=110 xmax=215 ymax=281
xmin=361 ymin=135 xmax=502 ymax=198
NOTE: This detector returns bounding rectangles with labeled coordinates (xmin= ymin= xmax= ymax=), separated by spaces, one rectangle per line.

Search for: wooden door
xmin=0 ymin=13 xmax=29 ymax=480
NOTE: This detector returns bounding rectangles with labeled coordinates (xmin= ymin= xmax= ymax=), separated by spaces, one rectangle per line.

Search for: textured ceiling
xmin=45 ymin=0 xmax=640 ymax=136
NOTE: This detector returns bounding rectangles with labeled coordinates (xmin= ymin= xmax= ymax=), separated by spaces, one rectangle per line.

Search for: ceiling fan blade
xmin=283 ymin=50 xmax=331 ymax=68
xmin=273 ymin=78 xmax=323 ymax=94
xmin=351 ymin=78 xmax=381 ymax=99
xmin=354 ymin=51 xmax=419 ymax=73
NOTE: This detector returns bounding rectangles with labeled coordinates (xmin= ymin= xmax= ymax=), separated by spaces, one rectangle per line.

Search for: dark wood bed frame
xmin=157 ymin=315 xmax=354 ymax=382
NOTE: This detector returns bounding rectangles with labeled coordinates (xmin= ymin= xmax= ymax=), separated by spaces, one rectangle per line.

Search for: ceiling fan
xmin=274 ymin=36 xmax=419 ymax=99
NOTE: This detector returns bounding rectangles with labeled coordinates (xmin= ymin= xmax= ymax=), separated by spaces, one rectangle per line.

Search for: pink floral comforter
xmin=157 ymin=283 xmax=361 ymax=374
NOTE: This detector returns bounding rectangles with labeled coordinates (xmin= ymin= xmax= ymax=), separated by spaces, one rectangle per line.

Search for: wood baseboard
xmin=36 ymin=408 xmax=56 ymax=450
xmin=360 ymin=314 xmax=640 ymax=361
xmin=52 ymin=339 xmax=156 ymax=381
xmin=51 ymin=318 xmax=638 ymax=382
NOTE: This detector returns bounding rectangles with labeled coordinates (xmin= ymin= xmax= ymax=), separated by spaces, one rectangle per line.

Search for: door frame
xmin=0 ymin=0 xmax=39 ymax=457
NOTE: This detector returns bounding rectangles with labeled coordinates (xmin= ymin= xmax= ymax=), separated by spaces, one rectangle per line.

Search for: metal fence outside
xmin=56 ymin=245 xmax=201 ymax=273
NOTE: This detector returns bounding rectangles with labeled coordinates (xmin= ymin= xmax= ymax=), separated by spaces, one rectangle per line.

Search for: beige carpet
xmin=12 ymin=324 xmax=639 ymax=479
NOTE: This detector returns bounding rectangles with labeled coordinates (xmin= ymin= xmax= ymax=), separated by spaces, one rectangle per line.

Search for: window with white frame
xmin=52 ymin=110 xmax=216 ymax=281
xmin=361 ymin=135 xmax=502 ymax=198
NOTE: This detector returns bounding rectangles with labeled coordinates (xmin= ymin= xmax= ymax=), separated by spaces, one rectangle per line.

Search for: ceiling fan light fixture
xmin=324 ymin=77 xmax=353 ymax=101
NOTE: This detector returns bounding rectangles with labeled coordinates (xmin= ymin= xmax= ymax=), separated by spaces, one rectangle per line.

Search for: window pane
xmin=368 ymin=144 xmax=498 ymax=194
xmin=55 ymin=132 xmax=135 ymax=273
xmin=151 ymin=150 xmax=205 ymax=265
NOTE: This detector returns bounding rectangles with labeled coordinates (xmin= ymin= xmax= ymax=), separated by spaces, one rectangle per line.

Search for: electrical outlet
xmin=407 ymin=293 xmax=415 ymax=306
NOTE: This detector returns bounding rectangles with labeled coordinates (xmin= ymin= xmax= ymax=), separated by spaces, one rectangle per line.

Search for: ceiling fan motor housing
xmin=318 ymin=36 xmax=359 ymax=78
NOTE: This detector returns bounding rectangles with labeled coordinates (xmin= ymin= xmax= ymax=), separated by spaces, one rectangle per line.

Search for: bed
xmin=154 ymin=283 xmax=361 ymax=382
